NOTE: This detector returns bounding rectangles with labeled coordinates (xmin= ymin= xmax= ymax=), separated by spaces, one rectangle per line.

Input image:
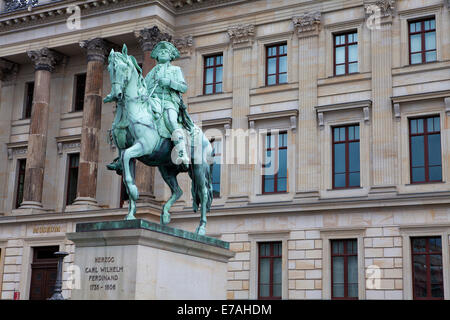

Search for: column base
xmin=12 ymin=206 xmax=52 ymax=215
xmin=294 ymin=191 xmax=320 ymax=201
xmin=13 ymin=201 xmax=52 ymax=215
xmin=368 ymin=185 xmax=398 ymax=197
xmin=226 ymin=195 xmax=249 ymax=206
xmin=135 ymin=194 xmax=161 ymax=207
xmin=65 ymin=197 xmax=101 ymax=212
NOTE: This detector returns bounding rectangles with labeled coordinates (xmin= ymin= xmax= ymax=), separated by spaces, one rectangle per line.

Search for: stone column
xmin=0 ymin=58 xmax=19 ymax=213
xmin=134 ymin=26 xmax=171 ymax=205
xmin=293 ymin=13 xmax=321 ymax=200
xmin=369 ymin=9 xmax=397 ymax=196
xmin=226 ymin=24 xmax=255 ymax=204
xmin=20 ymin=48 xmax=64 ymax=210
xmin=70 ymin=38 xmax=112 ymax=209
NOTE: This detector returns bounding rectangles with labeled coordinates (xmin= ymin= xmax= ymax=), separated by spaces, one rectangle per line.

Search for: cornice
xmin=170 ymin=191 xmax=450 ymax=220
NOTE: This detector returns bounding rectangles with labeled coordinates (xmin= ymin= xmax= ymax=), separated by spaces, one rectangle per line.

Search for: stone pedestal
xmin=67 ymin=219 xmax=234 ymax=300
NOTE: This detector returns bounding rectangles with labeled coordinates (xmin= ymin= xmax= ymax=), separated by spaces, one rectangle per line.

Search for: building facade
xmin=0 ymin=0 xmax=450 ymax=300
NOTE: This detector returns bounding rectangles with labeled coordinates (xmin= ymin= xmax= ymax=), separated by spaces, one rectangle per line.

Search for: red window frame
xmin=333 ymin=31 xmax=358 ymax=76
xmin=262 ymin=131 xmax=288 ymax=194
xmin=258 ymin=242 xmax=282 ymax=300
xmin=73 ymin=73 xmax=86 ymax=112
xmin=331 ymin=239 xmax=358 ymax=300
xmin=411 ymin=236 xmax=444 ymax=300
xmin=203 ymin=54 xmax=223 ymax=95
xmin=409 ymin=116 xmax=441 ymax=184
xmin=66 ymin=153 xmax=79 ymax=205
xmin=408 ymin=18 xmax=436 ymax=65
xmin=332 ymin=125 xmax=360 ymax=189
xmin=266 ymin=43 xmax=287 ymax=86
xmin=23 ymin=81 xmax=34 ymax=119
xmin=15 ymin=158 xmax=26 ymax=209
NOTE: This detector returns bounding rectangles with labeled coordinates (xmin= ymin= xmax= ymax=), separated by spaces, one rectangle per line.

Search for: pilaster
xmin=369 ymin=13 xmax=397 ymax=195
xmin=226 ymin=24 xmax=255 ymax=203
xmin=293 ymin=12 xmax=321 ymax=199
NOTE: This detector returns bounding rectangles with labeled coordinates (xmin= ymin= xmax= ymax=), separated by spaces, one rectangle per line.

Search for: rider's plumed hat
xmin=151 ymin=41 xmax=180 ymax=61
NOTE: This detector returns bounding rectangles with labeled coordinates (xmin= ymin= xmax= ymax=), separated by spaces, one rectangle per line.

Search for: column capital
xmin=135 ymin=26 xmax=172 ymax=52
xmin=80 ymin=38 xmax=117 ymax=63
xmin=27 ymin=47 xmax=66 ymax=72
xmin=227 ymin=24 xmax=255 ymax=47
xmin=0 ymin=58 xmax=19 ymax=81
xmin=173 ymin=35 xmax=194 ymax=56
xmin=365 ymin=0 xmax=396 ymax=18
xmin=292 ymin=12 xmax=321 ymax=37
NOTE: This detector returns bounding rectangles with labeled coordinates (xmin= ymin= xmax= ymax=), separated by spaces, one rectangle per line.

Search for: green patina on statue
xmin=103 ymin=42 xmax=213 ymax=235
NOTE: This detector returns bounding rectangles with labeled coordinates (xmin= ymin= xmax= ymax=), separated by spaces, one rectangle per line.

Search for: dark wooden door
xmin=29 ymin=246 xmax=58 ymax=300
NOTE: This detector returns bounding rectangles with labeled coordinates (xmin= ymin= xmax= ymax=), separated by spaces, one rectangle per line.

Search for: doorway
xmin=29 ymin=246 xmax=59 ymax=300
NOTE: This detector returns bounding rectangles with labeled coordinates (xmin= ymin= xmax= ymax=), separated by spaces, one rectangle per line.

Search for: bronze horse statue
xmin=103 ymin=44 xmax=213 ymax=235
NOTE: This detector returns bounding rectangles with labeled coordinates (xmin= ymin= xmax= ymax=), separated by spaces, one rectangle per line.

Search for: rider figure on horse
xmin=106 ymin=41 xmax=193 ymax=172
xmin=146 ymin=41 xmax=192 ymax=167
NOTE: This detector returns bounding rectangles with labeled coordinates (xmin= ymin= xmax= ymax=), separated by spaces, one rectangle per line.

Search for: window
xmin=66 ymin=153 xmax=79 ymax=205
xmin=409 ymin=18 xmax=436 ymax=65
xmin=211 ymin=139 xmax=222 ymax=198
xmin=331 ymin=239 xmax=358 ymax=299
xmin=23 ymin=81 xmax=34 ymax=119
xmin=332 ymin=125 xmax=360 ymax=189
xmin=334 ymin=32 xmax=358 ymax=76
xmin=73 ymin=73 xmax=86 ymax=112
xmin=203 ymin=54 xmax=223 ymax=95
xmin=266 ymin=43 xmax=287 ymax=86
xmin=262 ymin=132 xmax=287 ymax=194
xmin=15 ymin=159 xmax=26 ymax=209
xmin=409 ymin=116 xmax=442 ymax=183
xmin=258 ymin=242 xmax=282 ymax=299
xmin=411 ymin=237 xmax=444 ymax=300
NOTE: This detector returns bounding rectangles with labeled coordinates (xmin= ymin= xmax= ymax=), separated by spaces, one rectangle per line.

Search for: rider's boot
xmin=106 ymin=157 xmax=123 ymax=175
xmin=173 ymin=128 xmax=190 ymax=167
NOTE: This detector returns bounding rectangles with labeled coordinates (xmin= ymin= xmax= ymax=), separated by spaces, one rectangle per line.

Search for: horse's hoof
xmin=160 ymin=213 xmax=171 ymax=225
xmin=196 ymin=225 xmax=206 ymax=236
xmin=124 ymin=214 xmax=135 ymax=220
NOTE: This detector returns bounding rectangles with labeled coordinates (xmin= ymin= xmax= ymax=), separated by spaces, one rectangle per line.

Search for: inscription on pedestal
xmin=83 ymin=256 xmax=124 ymax=293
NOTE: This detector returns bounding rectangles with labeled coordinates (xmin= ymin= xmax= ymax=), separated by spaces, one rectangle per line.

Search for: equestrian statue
xmin=103 ymin=42 xmax=214 ymax=235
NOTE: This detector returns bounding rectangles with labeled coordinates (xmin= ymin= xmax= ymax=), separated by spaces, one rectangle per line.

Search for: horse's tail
xmin=191 ymin=136 xmax=214 ymax=213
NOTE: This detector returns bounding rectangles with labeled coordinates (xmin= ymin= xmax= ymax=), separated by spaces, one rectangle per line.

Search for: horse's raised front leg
xmin=158 ymin=166 xmax=183 ymax=225
xmin=122 ymin=142 xmax=145 ymax=220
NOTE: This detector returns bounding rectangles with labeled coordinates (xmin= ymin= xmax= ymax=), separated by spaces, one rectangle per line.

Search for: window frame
xmin=14 ymin=158 xmax=26 ymax=209
xmin=411 ymin=236 xmax=444 ymax=300
xmin=65 ymin=153 xmax=79 ymax=205
xmin=258 ymin=241 xmax=282 ymax=300
xmin=262 ymin=131 xmax=288 ymax=194
xmin=332 ymin=124 xmax=361 ymax=189
xmin=203 ymin=54 xmax=223 ymax=95
xmin=408 ymin=115 xmax=442 ymax=184
xmin=330 ymin=239 xmax=359 ymax=300
xmin=333 ymin=31 xmax=358 ymax=76
xmin=408 ymin=17 xmax=437 ymax=65
xmin=265 ymin=43 xmax=287 ymax=86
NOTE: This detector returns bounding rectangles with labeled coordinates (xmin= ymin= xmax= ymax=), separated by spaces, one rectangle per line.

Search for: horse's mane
xmin=113 ymin=51 xmax=149 ymax=99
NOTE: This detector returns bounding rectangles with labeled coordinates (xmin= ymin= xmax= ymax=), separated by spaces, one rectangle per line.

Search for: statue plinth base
xmin=67 ymin=219 xmax=234 ymax=300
